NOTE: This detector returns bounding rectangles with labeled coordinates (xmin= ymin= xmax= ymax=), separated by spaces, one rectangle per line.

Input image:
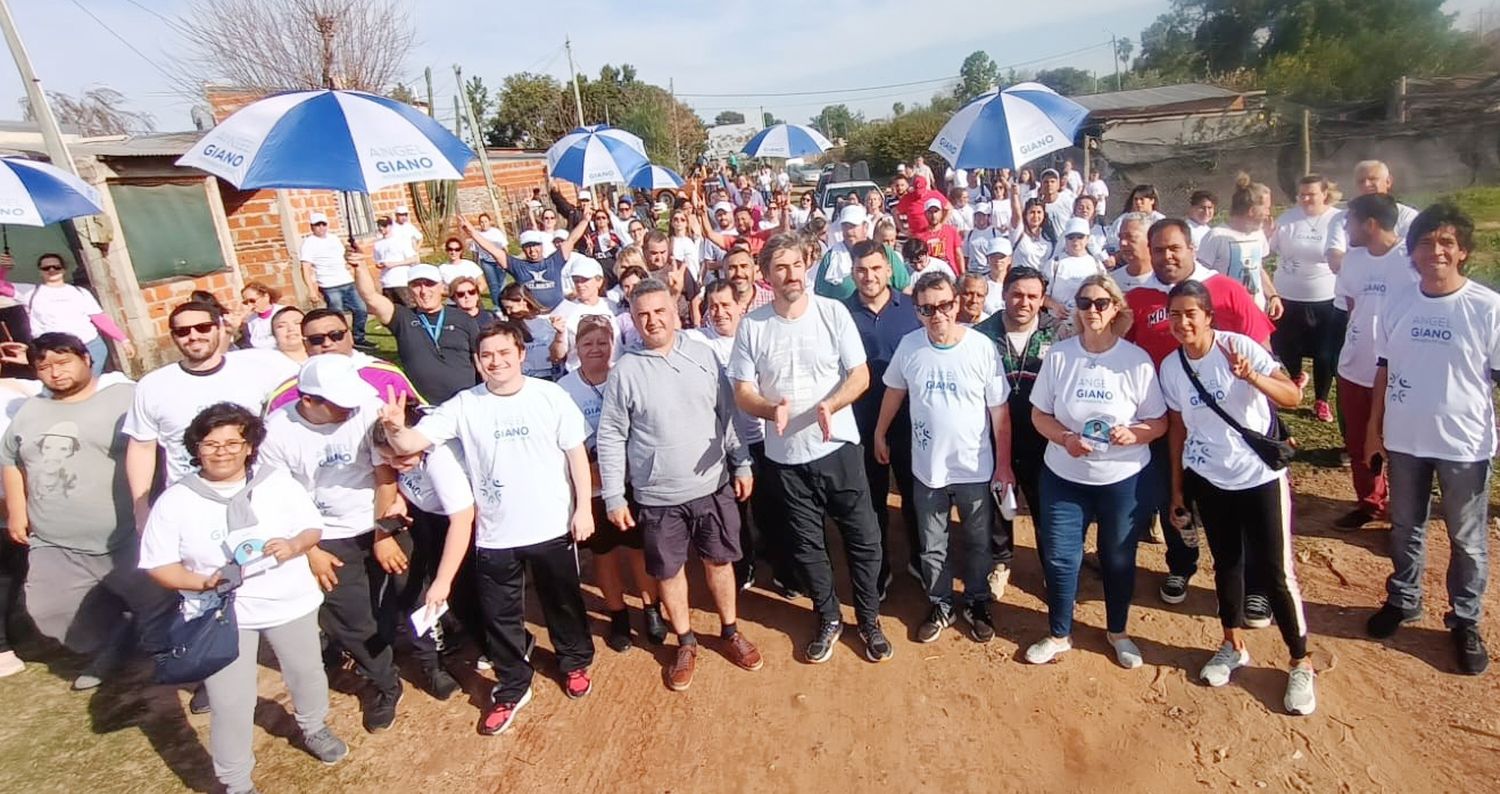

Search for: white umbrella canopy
xmin=929 ymin=82 xmax=1090 ymax=170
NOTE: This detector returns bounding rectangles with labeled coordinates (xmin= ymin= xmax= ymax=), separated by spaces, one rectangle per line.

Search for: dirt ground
xmin=2 ymin=460 xmax=1499 ymax=793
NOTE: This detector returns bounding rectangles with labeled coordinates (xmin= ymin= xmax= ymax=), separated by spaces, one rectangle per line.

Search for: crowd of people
xmin=0 ymin=154 xmax=1494 ymax=794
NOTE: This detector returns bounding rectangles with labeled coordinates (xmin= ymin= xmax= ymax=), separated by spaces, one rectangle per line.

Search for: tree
xmin=809 ymin=104 xmax=865 ymax=140
xmin=464 ymin=76 xmax=491 ymax=119
xmin=489 ymin=72 xmax=571 ymax=148
xmin=762 ymin=111 xmax=783 ymax=127
xmin=713 ymin=110 xmax=745 ymax=125
xmin=845 ymin=105 xmax=948 ymax=176
xmin=167 ymin=0 xmax=413 ymax=95
xmin=955 ymin=50 xmax=1000 ymax=103
xmin=891 ymin=101 xmax=906 ymax=117
xmin=388 ymin=82 xmax=418 ymax=104
xmin=21 ymin=88 xmax=154 ymax=136
xmin=1115 ymin=37 xmax=1134 ymax=68
xmin=1035 ymin=67 xmax=1097 ymax=96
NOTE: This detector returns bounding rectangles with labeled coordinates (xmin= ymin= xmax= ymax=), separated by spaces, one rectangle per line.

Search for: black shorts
xmin=637 ymin=482 xmax=742 ymax=580
xmin=586 ymin=494 xmax=644 ymax=555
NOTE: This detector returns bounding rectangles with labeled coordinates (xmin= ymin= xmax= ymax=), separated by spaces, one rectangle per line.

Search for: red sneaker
xmin=1314 ymin=400 xmax=1334 ymax=423
xmin=564 ymin=668 xmax=592 ymax=699
xmin=477 ymin=688 xmax=532 ymax=736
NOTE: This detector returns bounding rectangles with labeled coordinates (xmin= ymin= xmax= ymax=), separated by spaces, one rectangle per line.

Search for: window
xmin=110 ymin=182 xmax=227 ymax=282
xmin=342 ymin=192 xmax=376 ymax=238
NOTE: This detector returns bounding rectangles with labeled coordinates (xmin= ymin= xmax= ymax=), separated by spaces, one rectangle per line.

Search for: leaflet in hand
xmin=410 ymin=601 xmax=449 ymax=638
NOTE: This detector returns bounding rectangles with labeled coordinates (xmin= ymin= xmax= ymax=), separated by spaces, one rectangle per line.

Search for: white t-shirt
xmin=1030 ymin=335 xmax=1166 ymax=485
xmin=15 ymin=283 xmax=104 ymax=343
xmin=1335 ymin=244 xmax=1416 ymax=387
xmin=1086 ymin=179 xmax=1109 ymax=216
xmin=671 ymin=236 xmax=701 ymax=272
xmin=373 ymin=236 xmax=416 ymax=288
xmin=1376 ymin=279 xmax=1500 ymax=462
xmin=390 ymin=221 xmax=423 ymax=252
xmin=1326 ymin=203 xmax=1419 ymax=254
xmin=1159 ymin=331 xmax=1284 ymax=491
xmin=299 ymin=234 xmax=351 ymax=288
xmin=1111 ymin=266 xmax=1155 ymax=293
xmin=728 ymin=296 xmax=866 ymax=465
xmin=1199 ymin=226 xmax=1270 ymax=309
xmin=1187 ymin=219 xmax=1215 ymax=249
xmin=439 ymin=259 xmax=484 ymax=286
xmin=1064 ymin=171 xmax=1083 ymax=195
xmin=1011 ymin=231 xmax=1055 ymax=272
xmin=549 ymin=299 xmax=621 ymax=372
xmin=122 ymin=352 xmax=285 ymax=484
xmin=415 ymin=379 xmax=587 ymax=549
xmin=983 ymin=282 xmax=1006 ymax=317
xmin=686 ymin=326 xmax=764 ymax=446
xmin=1047 ymin=253 xmax=1105 ymax=321
xmin=0 ymin=380 xmax=41 ymax=511
xmin=473 ymin=227 xmax=509 ymax=262
xmin=397 ymin=440 xmax=475 ymax=516
xmin=138 ymin=469 xmax=324 ymax=630
xmin=258 ymin=401 xmax=383 ymax=541
xmin=231 ymin=347 xmax=302 ymax=387
xmin=1269 ymin=206 xmax=1339 ymax=302
xmin=243 ymin=310 xmax=277 ymax=349
xmin=558 ymin=367 xmax=607 ymax=498
xmin=883 ymin=328 xmax=1009 ymax=487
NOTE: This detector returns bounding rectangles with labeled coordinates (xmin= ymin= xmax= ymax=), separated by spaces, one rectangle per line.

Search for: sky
xmin=3 ymin=0 xmax=1497 ymax=135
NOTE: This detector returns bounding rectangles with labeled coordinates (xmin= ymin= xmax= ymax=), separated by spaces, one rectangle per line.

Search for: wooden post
xmin=1301 ymin=109 xmax=1312 ymax=176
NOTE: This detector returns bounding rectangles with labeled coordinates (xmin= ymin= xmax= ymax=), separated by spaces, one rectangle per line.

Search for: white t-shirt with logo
xmin=728 ymin=296 xmax=866 ymax=465
xmin=1047 ymin=253 xmax=1105 ymax=322
xmin=396 ymin=440 xmax=474 ymax=516
xmin=258 ymin=401 xmax=383 ymax=541
xmin=1326 ymin=203 xmax=1419 ymax=255
xmin=1335 ymin=244 xmax=1416 ymax=387
xmin=1030 ymin=335 xmax=1166 ymax=485
xmin=1199 ymin=226 xmax=1270 ymax=309
xmin=14 ymin=283 xmax=103 ymax=343
xmin=373 ymin=236 xmax=416 ymax=288
xmin=558 ymin=368 xmax=607 ymax=498
xmin=1159 ymin=331 xmax=1283 ymax=491
xmin=1269 ymin=206 xmax=1339 ymax=302
xmin=415 ymin=379 xmax=587 ymax=550
xmin=299 ymin=234 xmax=351 ymax=288
xmin=439 ymin=259 xmax=484 ymax=285
xmin=1376 ymin=280 xmax=1500 ymax=462
xmin=122 ymin=352 xmax=285 ymax=485
xmin=883 ymin=328 xmax=1010 ymax=488
xmin=138 ymin=469 xmax=324 ymax=630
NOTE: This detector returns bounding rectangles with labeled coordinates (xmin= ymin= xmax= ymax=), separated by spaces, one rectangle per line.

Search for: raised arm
xmin=557 ymin=215 xmax=588 ymax=261
xmin=460 ymin=215 xmax=510 ymax=265
xmin=348 ymin=246 xmax=395 ymax=325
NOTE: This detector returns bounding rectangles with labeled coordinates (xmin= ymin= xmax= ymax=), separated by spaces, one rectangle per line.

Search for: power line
xmin=66 ymin=0 xmax=177 ymax=83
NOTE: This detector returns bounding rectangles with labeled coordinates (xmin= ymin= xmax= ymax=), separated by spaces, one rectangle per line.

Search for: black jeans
xmin=383 ymin=509 xmax=482 ymax=669
xmin=1271 ymin=298 xmax=1344 ymax=403
xmin=770 ymin=443 xmax=884 ymax=628
xmin=865 ymin=424 xmax=919 ymax=581
xmin=735 ymin=442 xmax=801 ymax=589
xmin=319 ymin=533 xmax=400 ymax=694
xmin=1150 ymin=437 xmax=1200 ymax=578
xmin=992 ymin=449 xmax=1044 ymax=567
xmin=0 ymin=538 xmax=25 ymax=653
xmin=475 ymin=535 xmax=594 ymax=703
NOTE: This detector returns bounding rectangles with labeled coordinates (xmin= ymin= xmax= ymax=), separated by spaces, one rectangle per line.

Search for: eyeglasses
xmin=171 ymin=322 xmax=217 ymax=337
xmin=1074 ymin=296 xmax=1114 ymax=312
xmin=38 ymin=264 xmax=64 ymax=272
xmin=304 ymin=329 xmax=348 ymax=346
xmin=915 ymin=299 xmax=958 ymax=317
xmin=198 ymin=439 xmax=247 ymax=455
xmin=453 ymin=289 xmax=478 ymax=298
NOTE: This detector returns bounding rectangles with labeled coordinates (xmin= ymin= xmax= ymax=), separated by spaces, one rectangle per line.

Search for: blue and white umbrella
xmin=627 ymin=164 xmax=684 ymax=191
xmin=741 ymin=123 xmax=833 ymax=159
xmin=175 ymin=89 xmax=474 ymax=192
xmin=547 ymin=124 xmax=650 ymax=187
xmin=929 ymin=82 xmax=1090 ymax=170
xmin=0 ymin=157 xmax=103 ymax=227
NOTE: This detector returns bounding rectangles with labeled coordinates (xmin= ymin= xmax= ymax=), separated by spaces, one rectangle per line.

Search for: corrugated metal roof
xmin=1071 ymin=83 xmax=1240 ymax=113
xmin=72 ymin=131 xmax=205 ymax=157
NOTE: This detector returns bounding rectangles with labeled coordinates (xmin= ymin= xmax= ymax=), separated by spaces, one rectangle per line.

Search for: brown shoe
xmin=725 ymin=632 xmax=763 ymax=671
xmin=666 ymin=644 xmax=698 ymax=691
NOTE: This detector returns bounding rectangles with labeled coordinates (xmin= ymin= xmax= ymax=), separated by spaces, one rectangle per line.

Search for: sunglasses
xmin=311 ymin=222 xmax=328 ymax=227
xmin=915 ymin=299 xmax=958 ymax=318
xmin=446 ymin=247 xmax=463 ymax=253
xmin=38 ymin=264 xmax=64 ymax=272
xmin=241 ymin=297 xmax=258 ymax=304
xmin=1074 ymin=296 xmax=1114 ymax=312
xmin=304 ymin=329 xmax=348 ymax=346
xmin=453 ymin=289 xmax=478 ymax=298
xmin=171 ymin=321 xmax=217 ymax=337
xmin=542 ymin=213 xmax=556 ymax=220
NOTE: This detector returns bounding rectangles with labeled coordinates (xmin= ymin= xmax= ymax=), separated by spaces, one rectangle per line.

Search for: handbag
xmin=152 ymin=550 xmax=243 ymax=685
xmin=1177 ymin=347 xmax=1294 ymax=471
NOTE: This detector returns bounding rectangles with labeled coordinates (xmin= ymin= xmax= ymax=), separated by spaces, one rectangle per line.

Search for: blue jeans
xmin=84 ymin=335 xmax=107 ymax=376
xmin=1037 ymin=465 xmax=1156 ymax=637
xmin=319 ymin=283 xmax=368 ymax=343
xmin=1385 ymin=451 xmax=1491 ymax=627
xmin=913 ymin=480 xmax=993 ymax=607
xmin=477 ymin=257 xmax=506 ymax=307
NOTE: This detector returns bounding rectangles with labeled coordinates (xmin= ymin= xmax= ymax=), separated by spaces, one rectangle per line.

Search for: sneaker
xmin=666 ymin=645 xmax=698 ymax=691
xmin=963 ymin=603 xmax=996 ymax=643
xmin=1244 ymin=594 xmax=1273 ymax=629
xmin=738 ymin=561 xmax=756 ymax=592
xmin=606 ymin=610 xmax=632 ymax=653
xmin=475 ymin=655 xmax=494 ymax=672
xmin=1146 ymin=516 xmax=1166 ymax=544
xmin=1108 ymin=633 xmax=1144 ymax=670
xmin=1366 ymin=602 xmax=1421 ymax=639
xmin=987 ymin=563 xmax=1011 ymax=602
xmin=71 ymin=672 xmax=103 ymax=692
xmin=1314 ymin=400 xmax=1334 ymax=423
xmin=916 ymin=603 xmax=955 ymax=643
xmin=1200 ymin=642 xmax=1251 ymax=687
xmin=1025 ymin=635 xmax=1072 ymax=665
xmin=1334 ymin=507 xmax=1376 ymax=531
xmin=302 ymin=727 xmax=349 ymax=765
xmin=1284 ymin=666 xmax=1317 ymax=715
xmin=1454 ymin=625 xmax=1490 ymax=675
xmin=1293 ymin=373 xmax=1309 ymax=392
xmin=1159 ymin=574 xmax=1189 ymax=605
xmin=424 ymin=666 xmax=461 ymax=701
xmin=643 ymin=604 xmax=669 ymax=646
xmin=0 ymin=650 xmax=23 ymax=678
xmin=725 ymin=632 xmax=763 ymax=671
xmin=859 ymin=623 xmax=894 ymax=662
xmin=188 ymin=683 xmax=211 ymax=714
xmin=805 ymin=620 xmax=843 ymax=664
xmin=363 ymin=682 xmax=402 ymax=732
xmin=771 ymin=578 xmax=804 ymax=600
xmin=564 ymin=668 xmax=592 ymax=699
xmin=477 ymin=687 xmax=532 ymax=736
xmin=353 ymin=339 xmax=378 ymax=352
xmin=877 ymin=567 xmax=895 ymax=603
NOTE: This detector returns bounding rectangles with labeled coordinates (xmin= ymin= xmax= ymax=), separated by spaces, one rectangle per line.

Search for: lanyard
xmin=416 ymin=308 xmax=446 ymax=348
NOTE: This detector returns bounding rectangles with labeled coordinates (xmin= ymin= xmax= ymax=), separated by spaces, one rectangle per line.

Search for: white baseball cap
xmin=897 ymin=163 xmax=908 ymax=172
xmin=837 ymin=205 xmax=868 ymax=227
xmin=712 ymin=201 xmax=735 ymax=215
xmin=984 ymin=236 xmax=1014 ymax=258
xmin=552 ymin=229 xmax=570 ymax=241
xmin=578 ymin=189 xmax=594 ymax=201
xmin=519 ymin=230 xmax=548 ymax=247
xmin=406 ymin=264 xmax=442 ymax=284
xmin=298 ymin=354 xmax=377 ymax=409
xmin=395 ymin=205 xmax=410 ymax=215
xmin=973 ymin=202 xmax=994 ymax=216
xmin=923 ymin=197 xmax=943 ymax=211
xmin=308 ymin=211 xmax=329 ymax=225
xmin=568 ymin=256 xmax=604 ymax=280
xmin=1064 ymin=217 xmax=1090 ymax=238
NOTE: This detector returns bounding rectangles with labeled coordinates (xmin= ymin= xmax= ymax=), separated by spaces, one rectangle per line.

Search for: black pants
xmin=992 ymin=449 xmax=1044 ymax=567
xmin=383 ymin=510 xmax=482 ymax=669
xmin=319 ymin=533 xmax=401 ymax=694
xmin=865 ymin=425 xmax=919 ymax=581
xmin=475 ymin=535 xmax=594 ymax=703
xmin=1149 ymin=437 xmax=1200 ymax=577
xmin=735 ymin=442 xmax=801 ymax=589
xmin=770 ymin=443 xmax=884 ymax=627
xmin=1185 ymin=470 xmax=1309 ymax=659
xmin=0 ymin=538 xmax=25 ymax=653
xmin=1271 ymin=298 xmax=1343 ymax=403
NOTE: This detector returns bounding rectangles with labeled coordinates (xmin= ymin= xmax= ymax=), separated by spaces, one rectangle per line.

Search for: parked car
xmin=788 ymin=163 xmax=821 ymax=186
xmin=815 ymin=181 xmax=881 ymax=219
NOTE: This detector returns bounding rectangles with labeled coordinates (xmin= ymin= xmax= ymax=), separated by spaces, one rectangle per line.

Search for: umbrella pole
xmin=2 ymin=224 xmax=7 ymax=255
xmin=343 ymin=192 xmax=356 ymax=247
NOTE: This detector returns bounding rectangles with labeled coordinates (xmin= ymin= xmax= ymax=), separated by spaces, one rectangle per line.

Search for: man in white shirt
xmin=470 ymin=212 xmax=510 ymax=307
xmin=1326 ymin=160 xmax=1420 ymax=273
xmin=1109 ymin=214 xmax=1157 ymax=293
xmin=390 ymin=205 xmax=423 ymax=252
xmin=1364 ymin=203 xmax=1497 ymax=676
xmin=729 ymin=234 xmax=892 ymax=665
xmin=299 ymin=211 xmax=373 ymax=350
xmin=913 ymin=156 xmax=935 ymax=185
xmin=1086 ymin=170 xmax=1109 ymax=217
xmin=1186 ymin=190 xmax=1217 ymax=248
xmin=372 ymin=216 xmax=418 ymax=307
xmin=1061 ymin=159 xmax=1083 ymax=195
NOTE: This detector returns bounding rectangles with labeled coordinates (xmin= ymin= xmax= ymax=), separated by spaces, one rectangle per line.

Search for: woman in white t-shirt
xmin=1046 ymin=220 xmax=1105 ymax=330
xmin=1198 ymin=173 xmax=1280 ymax=315
xmin=438 ymin=237 xmax=489 ymax=294
xmin=1110 ymin=184 xmax=1166 ymax=240
xmin=1026 ymin=274 xmax=1167 ymax=670
xmin=556 ymin=320 xmax=663 ymax=652
xmin=238 ymin=281 xmax=283 ymax=350
xmin=497 ymin=283 xmax=559 ymax=380
xmin=1010 ymin=198 xmax=1057 ymax=272
xmin=139 ymin=403 xmax=347 ymax=792
xmin=1268 ymin=173 xmax=1343 ymax=422
xmin=16 ymin=253 xmax=133 ymax=375
xmin=668 ymin=209 xmax=702 ymax=283
xmin=1159 ymin=280 xmax=1316 ymax=715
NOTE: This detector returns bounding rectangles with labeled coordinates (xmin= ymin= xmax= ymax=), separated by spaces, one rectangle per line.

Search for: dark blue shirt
xmin=505 ymin=250 xmax=567 ymax=310
xmin=844 ymin=290 xmax=921 ymax=437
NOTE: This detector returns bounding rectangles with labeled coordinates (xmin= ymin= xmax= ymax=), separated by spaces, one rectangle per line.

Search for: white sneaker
xmin=0 ymin=650 xmax=22 ymax=677
xmin=987 ymin=563 xmax=1011 ymax=602
xmin=1025 ymin=635 xmax=1072 ymax=664
xmin=475 ymin=655 xmax=493 ymax=672
xmin=1284 ymin=666 xmax=1317 ymax=715
xmin=1107 ymin=633 xmax=1144 ymax=669
xmin=1200 ymin=642 xmax=1251 ymax=687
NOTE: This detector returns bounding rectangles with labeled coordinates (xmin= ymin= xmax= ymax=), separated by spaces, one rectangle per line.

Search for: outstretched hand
xmin=1220 ymin=339 xmax=1255 ymax=381
xmin=378 ymin=386 xmax=409 ymax=435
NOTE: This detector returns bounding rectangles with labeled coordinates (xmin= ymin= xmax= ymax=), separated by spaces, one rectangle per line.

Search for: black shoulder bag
xmin=1177 ymin=347 xmax=1294 ymax=471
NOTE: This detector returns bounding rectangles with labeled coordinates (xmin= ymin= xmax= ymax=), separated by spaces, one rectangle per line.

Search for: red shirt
xmin=895 ymin=176 xmax=948 ymax=236
xmin=1125 ymin=272 xmax=1274 ymax=366
xmin=921 ymin=225 xmax=964 ymax=273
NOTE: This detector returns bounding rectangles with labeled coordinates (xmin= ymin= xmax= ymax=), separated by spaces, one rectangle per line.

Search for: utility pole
xmin=1111 ymin=34 xmax=1121 ymax=92
xmin=424 ymin=66 xmax=435 ymax=119
xmin=670 ymin=77 xmax=682 ymax=172
xmin=565 ymin=36 xmax=585 ymax=128
xmin=455 ymin=66 xmax=503 ymax=224
xmin=452 ymin=96 xmax=462 ymax=136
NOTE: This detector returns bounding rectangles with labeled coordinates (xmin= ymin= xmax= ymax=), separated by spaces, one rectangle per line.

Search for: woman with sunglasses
xmin=238 ymin=282 xmax=283 ymax=350
xmin=448 ymin=276 xmax=498 ymax=325
xmin=16 ymin=253 xmax=134 ymax=375
xmin=438 ymin=237 xmax=488 ymax=297
xmin=497 ymin=283 xmax=558 ymax=380
xmin=1026 ymin=274 xmax=1167 ymax=670
xmin=582 ymin=209 xmax=625 ymax=273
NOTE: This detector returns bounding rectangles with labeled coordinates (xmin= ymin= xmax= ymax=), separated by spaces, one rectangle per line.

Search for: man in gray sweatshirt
xmin=596 ymin=279 xmax=760 ymax=692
